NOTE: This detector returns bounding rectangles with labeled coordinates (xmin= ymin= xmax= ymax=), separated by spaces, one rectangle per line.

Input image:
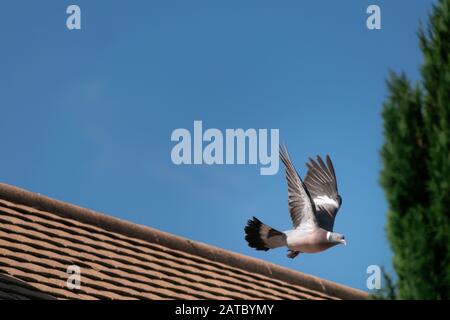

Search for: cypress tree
xmin=380 ymin=0 xmax=450 ymax=299
xmin=419 ymin=0 xmax=450 ymax=299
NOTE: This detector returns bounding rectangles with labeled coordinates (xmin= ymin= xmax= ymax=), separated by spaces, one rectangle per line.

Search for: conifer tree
xmin=380 ymin=0 xmax=450 ymax=299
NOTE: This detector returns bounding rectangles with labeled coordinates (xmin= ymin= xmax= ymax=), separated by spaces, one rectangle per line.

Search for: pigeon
xmin=244 ymin=145 xmax=345 ymax=259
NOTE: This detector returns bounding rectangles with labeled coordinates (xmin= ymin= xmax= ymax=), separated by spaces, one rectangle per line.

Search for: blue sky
xmin=0 ymin=1 xmax=435 ymax=291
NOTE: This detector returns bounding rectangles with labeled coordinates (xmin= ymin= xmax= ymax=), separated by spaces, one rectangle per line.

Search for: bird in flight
xmin=244 ymin=145 xmax=345 ymax=259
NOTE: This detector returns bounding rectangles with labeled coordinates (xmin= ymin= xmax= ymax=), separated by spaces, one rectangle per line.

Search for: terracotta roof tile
xmin=0 ymin=183 xmax=368 ymax=300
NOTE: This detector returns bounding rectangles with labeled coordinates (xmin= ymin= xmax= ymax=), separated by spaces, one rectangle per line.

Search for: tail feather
xmin=244 ymin=217 xmax=286 ymax=251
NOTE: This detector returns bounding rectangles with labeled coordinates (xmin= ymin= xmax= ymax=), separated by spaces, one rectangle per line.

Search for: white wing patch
xmin=314 ymin=195 xmax=338 ymax=208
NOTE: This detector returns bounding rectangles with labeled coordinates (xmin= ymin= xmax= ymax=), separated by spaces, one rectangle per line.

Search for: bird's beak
xmin=341 ymin=239 xmax=347 ymax=246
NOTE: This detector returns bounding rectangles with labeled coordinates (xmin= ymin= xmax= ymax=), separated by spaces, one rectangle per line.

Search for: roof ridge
xmin=0 ymin=183 xmax=367 ymax=300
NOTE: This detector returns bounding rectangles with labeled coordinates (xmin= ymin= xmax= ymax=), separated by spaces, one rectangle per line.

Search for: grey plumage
xmin=245 ymin=217 xmax=286 ymax=250
xmin=244 ymin=145 xmax=346 ymax=258
xmin=304 ymin=154 xmax=341 ymax=232
xmin=279 ymin=145 xmax=317 ymax=231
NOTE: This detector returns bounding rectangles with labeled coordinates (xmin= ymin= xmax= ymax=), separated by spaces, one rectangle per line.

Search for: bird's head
xmin=327 ymin=232 xmax=347 ymax=246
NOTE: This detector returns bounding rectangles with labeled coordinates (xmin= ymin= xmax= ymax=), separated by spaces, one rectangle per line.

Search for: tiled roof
xmin=0 ymin=183 xmax=367 ymax=300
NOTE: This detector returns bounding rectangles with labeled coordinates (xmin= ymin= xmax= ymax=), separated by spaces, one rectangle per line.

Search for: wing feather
xmin=304 ymin=154 xmax=341 ymax=231
xmin=279 ymin=145 xmax=318 ymax=230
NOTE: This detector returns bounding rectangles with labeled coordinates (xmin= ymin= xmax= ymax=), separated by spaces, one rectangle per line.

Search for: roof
xmin=0 ymin=183 xmax=368 ymax=300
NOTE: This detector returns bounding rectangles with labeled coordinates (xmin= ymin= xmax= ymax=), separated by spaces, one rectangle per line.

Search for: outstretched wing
xmin=304 ymin=155 xmax=341 ymax=231
xmin=279 ymin=145 xmax=318 ymax=231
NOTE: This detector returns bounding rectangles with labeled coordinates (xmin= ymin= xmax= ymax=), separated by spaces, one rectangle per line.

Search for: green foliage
xmin=370 ymin=268 xmax=397 ymax=300
xmin=380 ymin=0 xmax=450 ymax=299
